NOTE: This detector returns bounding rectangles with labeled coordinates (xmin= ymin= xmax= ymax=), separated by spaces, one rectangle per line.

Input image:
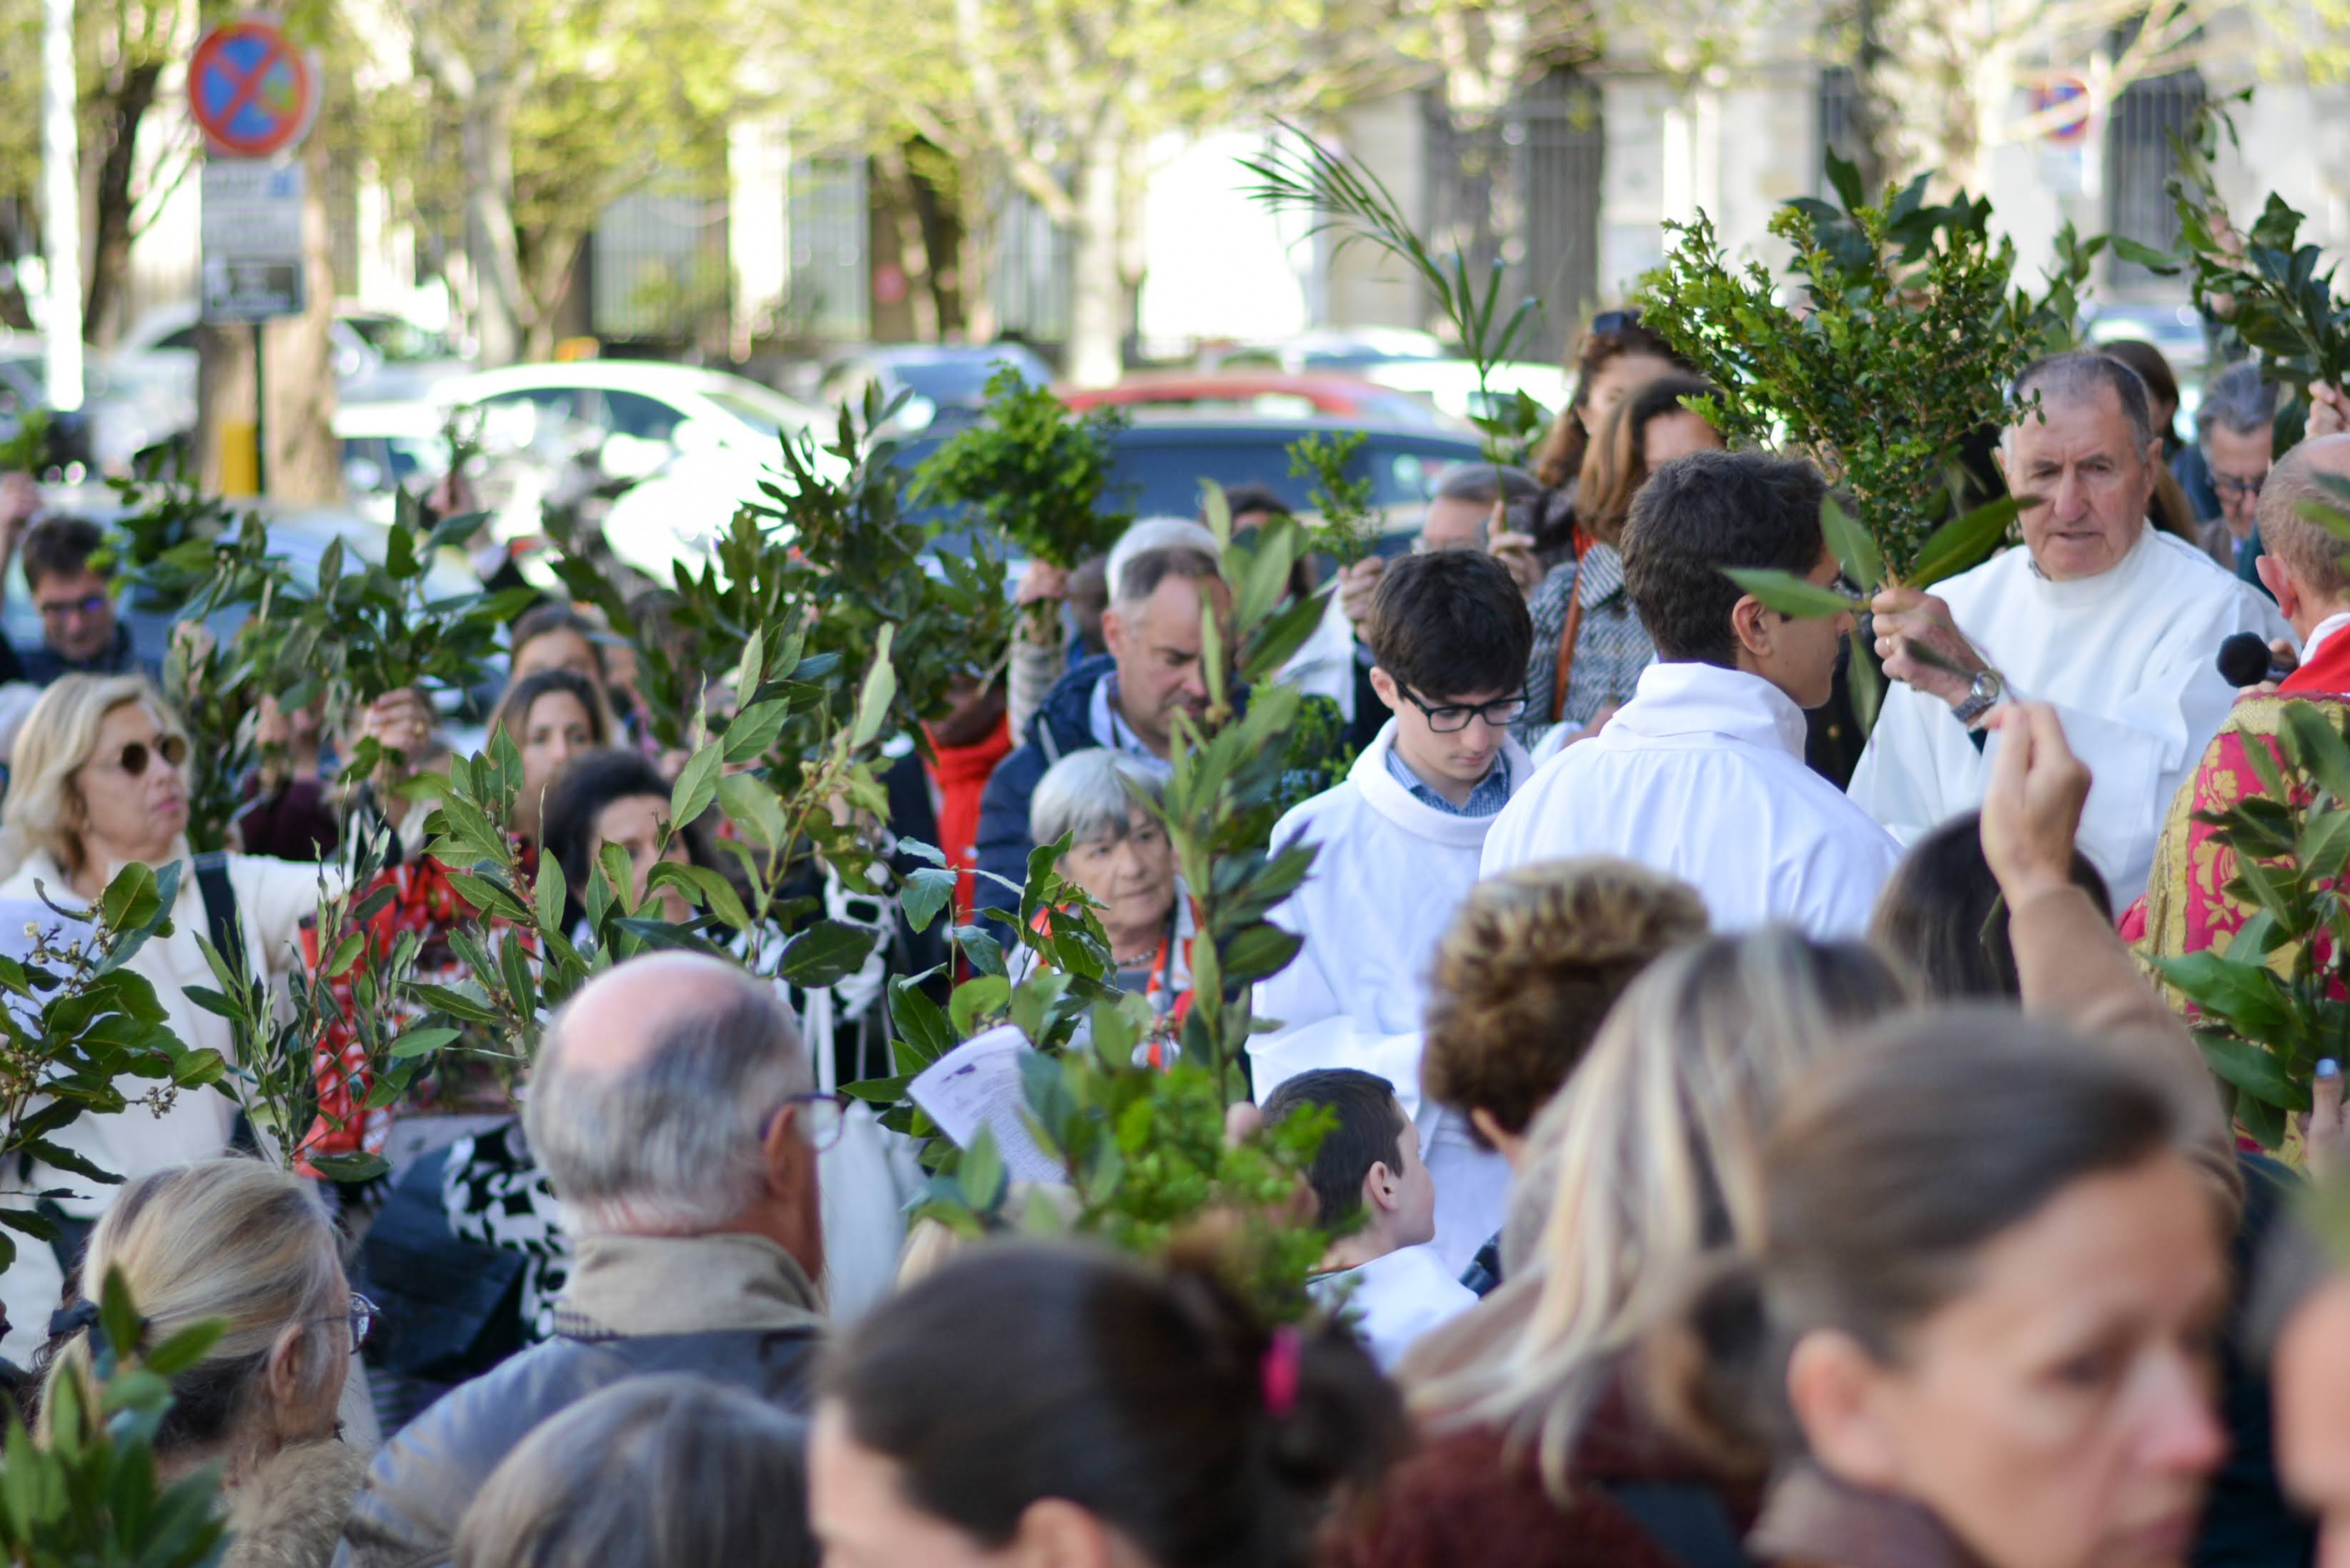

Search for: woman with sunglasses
xmin=0 ymin=675 xmax=349 ymax=1365
xmin=39 ymin=1158 xmax=375 ymax=1568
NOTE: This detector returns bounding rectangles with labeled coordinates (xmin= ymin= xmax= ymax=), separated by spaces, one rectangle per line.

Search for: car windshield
xmin=343 ymin=316 xmax=456 ymax=363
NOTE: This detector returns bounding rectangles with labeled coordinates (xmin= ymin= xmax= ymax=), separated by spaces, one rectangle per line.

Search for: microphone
xmin=2218 ymin=632 xmax=2294 ymax=688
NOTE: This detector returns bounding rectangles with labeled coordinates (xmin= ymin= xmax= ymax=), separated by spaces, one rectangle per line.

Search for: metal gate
xmin=1422 ymin=65 xmax=1604 ymax=359
xmin=790 ymin=156 xmax=872 ymax=343
xmin=2106 ymin=67 xmax=2203 ymax=287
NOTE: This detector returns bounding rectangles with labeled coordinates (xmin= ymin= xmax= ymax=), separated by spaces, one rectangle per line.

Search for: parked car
xmin=818 ymin=343 xmax=1055 ymax=430
xmin=334 ymin=400 xmax=447 ymax=523
xmin=115 ymin=300 xmax=476 ymax=405
xmin=1061 ymin=372 xmax=1449 ymax=430
xmin=894 ymin=414 xmax=1487 ymax=559
xmin=430 ymin=359 xmax=835 ymax=582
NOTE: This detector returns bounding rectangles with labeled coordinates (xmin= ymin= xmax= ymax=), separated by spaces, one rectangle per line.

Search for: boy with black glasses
xmin=1249 ymin=548 xmax=1532 ymax=1274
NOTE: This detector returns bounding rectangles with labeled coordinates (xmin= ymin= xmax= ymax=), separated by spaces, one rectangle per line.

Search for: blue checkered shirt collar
xmin=1383 ymin=746 xmax=1512 ymax=818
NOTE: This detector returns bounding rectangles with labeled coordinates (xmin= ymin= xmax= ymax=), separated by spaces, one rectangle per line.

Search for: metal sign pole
xmin=252 ymin=324 xmax=267 ymax=495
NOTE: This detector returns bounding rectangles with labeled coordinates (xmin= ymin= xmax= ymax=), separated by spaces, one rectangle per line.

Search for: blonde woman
xmin=0 ymin=675 xmax=338 ymax=1364
xmin=40 ymin=1159 xmax=371 ymax=1568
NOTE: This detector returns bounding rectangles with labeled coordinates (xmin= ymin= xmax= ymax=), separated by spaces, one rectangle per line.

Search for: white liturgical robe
xmin=1310 ymin=1243 xmax=1477 ymax=1373
xmin=1249 ymin=720 xmax=1528 ymax=1275
xmin=1848 ymin=527 xmax=2294 ymax=908
xmin=1479 ymin=661 xmax=1902 ymax=938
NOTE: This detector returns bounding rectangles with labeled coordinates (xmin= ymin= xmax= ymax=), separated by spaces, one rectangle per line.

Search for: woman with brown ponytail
xmin=1650 ymin=1018 xmax=2231 ymax=1568
xmin=808 ymin=1241 xmax=1407 ymax=1568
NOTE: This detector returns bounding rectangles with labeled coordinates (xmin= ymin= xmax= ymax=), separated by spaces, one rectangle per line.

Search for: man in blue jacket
xmin=975 ymin=528 xmax=1227 ymax=931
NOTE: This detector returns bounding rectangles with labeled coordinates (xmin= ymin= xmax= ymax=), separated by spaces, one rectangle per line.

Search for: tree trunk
xmin=906 ymin=142 xmax=966 ymax=339
xmin=263 ymin=138 xmax=340 ymax=504
xmin=463 ymin=86 xmax=527 ymax=367
xmin=873 ymin=145 xmax=941 ymax=343
xmin=81 ymin=60 xmax=163 ymax=347
xmin=0 ymin=205 xmax=36 ymax=330
xmin=521 ymin=228 xmax=585 ymax=362
xmin=957 ymin=169 xmax=998 ymax=344
xmin=195 ymin=321 xmax=256 ymax=495
xmin=1066 ymin=128 xmax=1125 ymax=388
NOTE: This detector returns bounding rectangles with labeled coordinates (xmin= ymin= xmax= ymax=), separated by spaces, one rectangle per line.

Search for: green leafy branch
xmin=1636 ymin=152 xmax=2035 ymax=586
xmin=909 ymin=368 xmax=1134 ymax=575
xmin=182 ymin=833 xmax=425 ymax=1186
xmin=0 ymin=863 xmax=224 ymax=1274
xmin=550 ymin=388 xmax=1008 ymax=770
xmin=1286 ymin=430 xmax=1381 ymax=568
xmin=2159 ymin=96 xmax=2350 ymax=395
xmin=1241 ymin=126 xmax=1542 ymax=469
xmin=2148 ymin=691 xmax=2350 ymax=1151
xmin=0 ymin=1269 xmax=227 ymax=1567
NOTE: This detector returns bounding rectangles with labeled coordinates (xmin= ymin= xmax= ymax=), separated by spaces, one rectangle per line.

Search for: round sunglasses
xmin=99 ymin=735 xmax=189 ymax=777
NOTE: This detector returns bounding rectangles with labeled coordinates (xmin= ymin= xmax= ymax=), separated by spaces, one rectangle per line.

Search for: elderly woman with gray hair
xmin=1015 ymin=747 xmax=1196 ymax=1034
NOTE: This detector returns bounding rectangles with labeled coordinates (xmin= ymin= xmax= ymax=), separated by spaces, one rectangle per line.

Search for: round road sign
xmin=190 ymin=19 xmax=318 ymax=159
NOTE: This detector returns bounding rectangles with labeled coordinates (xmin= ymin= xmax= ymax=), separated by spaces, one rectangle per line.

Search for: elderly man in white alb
xmin=1481 ymin=449 xmax=1901 ymax=936
xmin=1849 ymin=352 xmax=2294 ymax=906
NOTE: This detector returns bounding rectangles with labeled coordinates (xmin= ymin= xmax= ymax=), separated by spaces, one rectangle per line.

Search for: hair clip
xmin=1260 ymin=1326 xmax=1302 ymax=1419
xmin=48 ymin=1299 xmax=99 ymax=1339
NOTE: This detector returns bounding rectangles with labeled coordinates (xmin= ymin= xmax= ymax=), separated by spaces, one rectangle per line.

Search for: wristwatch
xmin=1952 ymin=668 xmax=2005 ymax=728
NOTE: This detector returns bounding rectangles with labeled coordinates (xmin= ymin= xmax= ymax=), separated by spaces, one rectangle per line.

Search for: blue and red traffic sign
xmin=190 ymin=18 xmax=317 ymax=159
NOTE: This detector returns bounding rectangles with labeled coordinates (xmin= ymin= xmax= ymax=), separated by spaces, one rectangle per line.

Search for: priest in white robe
xmin=1850 ymin=352 xmax=2294 ymax=908
xmin=1250 ymin=550 xmax=1534 ymax=1273
xmin=1481 ymin=449 xmax=1902 ymax=937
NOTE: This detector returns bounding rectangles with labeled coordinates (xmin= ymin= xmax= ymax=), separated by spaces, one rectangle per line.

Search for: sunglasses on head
xmin=106 ymin=735 xmax=188 ymax=776
xmin=1589 ymin=308 xmax=1644 ymax=336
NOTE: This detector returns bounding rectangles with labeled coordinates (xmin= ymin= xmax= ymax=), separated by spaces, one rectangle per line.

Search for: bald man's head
xmin=2257 ymin=435 xmax=2350 ymax=607
xmin=526 ymin=952 xmax=809 ymax=1236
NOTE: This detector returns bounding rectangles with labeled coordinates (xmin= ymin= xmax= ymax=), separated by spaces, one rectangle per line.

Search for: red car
xmin=1059 ymin=372 xmax=1449 ymax=430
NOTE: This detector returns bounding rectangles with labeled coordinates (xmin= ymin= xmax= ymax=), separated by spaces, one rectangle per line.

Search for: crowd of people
xmin=0 ymin=312 xmax=2349 ymax=1568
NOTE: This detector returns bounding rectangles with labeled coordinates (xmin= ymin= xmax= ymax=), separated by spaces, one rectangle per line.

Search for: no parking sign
xmin=189 ymin=16 xmax=318 ymax=159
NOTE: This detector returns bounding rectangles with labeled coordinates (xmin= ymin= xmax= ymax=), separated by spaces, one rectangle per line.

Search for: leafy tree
xmin=1828 ymin=0 xmax=2223 ymax=197
xmin=362 ymin=0 xmax=763 ymax=362
xmin=795 ymin=0 xmax=1394 ymax=383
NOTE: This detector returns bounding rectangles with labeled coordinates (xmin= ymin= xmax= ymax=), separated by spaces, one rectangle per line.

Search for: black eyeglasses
xmin=2212 ymin=469 xmax=2268 ymax=500
xmin=1399 ymin=687 xmax=1527 ymax=734
xmin=1589 ymin=309 xmax=1644 ymax=336
xmin=98 ymin=735 xmax=189 ymax=777
xmin=760 ymin=1091 xmax=849 ymax=1152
